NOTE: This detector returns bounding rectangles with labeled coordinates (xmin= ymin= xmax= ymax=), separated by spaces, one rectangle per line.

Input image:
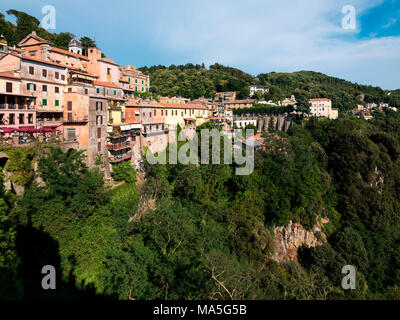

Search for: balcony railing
xmin=0 ymin=104 xmax=34 ymax=110
xmin=107 ymin=141 xmax=131 ymax=151
xmin=109 ymin=152 xmax=132 ymax=164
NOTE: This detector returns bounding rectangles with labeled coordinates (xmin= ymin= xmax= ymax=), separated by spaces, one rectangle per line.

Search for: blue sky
xmin=1 ymin=0 xmax=399 ymax=89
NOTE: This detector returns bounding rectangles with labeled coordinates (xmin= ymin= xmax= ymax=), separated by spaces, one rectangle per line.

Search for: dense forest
xmin=1 ymin=110 xmax=400 ymax=300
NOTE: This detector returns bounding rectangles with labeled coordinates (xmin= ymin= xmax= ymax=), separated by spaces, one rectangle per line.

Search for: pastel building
xmin=309 ymin=98 xmax=338 ymax=119
xmin=0 ymin=71 xmax=36 ymax=129
xmin=63 ymin=79 xmax=108 ymax=171
xmin=88 ymin=48 xmax=120 ymax=85
xmin=0 ymin=51 xmax=68 ymax=130
xmin=159 ymin=102 xmax=209 ymax=129
xmin=119 ymin=65 xmax=150 ymax=96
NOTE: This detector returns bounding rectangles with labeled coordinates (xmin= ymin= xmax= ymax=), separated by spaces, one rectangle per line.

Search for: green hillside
xmin=258 ymin=70 xmax=400 ymax=111
xmin=140 ymin=65 xmax=400 ymax=111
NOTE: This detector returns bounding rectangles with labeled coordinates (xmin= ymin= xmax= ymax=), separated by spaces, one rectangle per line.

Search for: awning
xmin=184 ymin=118 xmax=196 ymax=121
xmin=130 ymin=124 xmax=142 ymax=129
xmin=0 ymin=127 xmax=16 ymax=133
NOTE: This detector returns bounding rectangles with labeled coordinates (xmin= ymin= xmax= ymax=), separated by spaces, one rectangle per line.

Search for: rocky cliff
xmin=272 ymin=218 xmax=329 ymax=262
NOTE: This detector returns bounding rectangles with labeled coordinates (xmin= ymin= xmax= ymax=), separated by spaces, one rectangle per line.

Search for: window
xmin=114 ymin=90 xmax=116 ymax=96
xmin=55 ymin=72 xmax=59 ymax=79
xmin=67 ymin=113 xmax=72 ymax=121
xmin=42 ymin=69 xmax=47 ymax=77
xmin=135 ymin=79 xmax=137 ymax=83
xmin=61 ymin=75 xmax=65 ymax=81
xmin=97 ymin=128 xmax=101 ymax=138
xmin=142 ymin=80 xmax=144 ymax=84
xmin=9 ymin=114 xmax=15 ymax=125
xmin=154 ymin=110 xmax=156 ymax=116
xmin=6 ymin=82 xmax=12 ymax=93
xmin=98 ymin=142 xmax=101 ymax=152
xmin=42 ymin=99 xmax=47 ymax=106
xmin=107 ymin=68 xmax=111 ymax=76
xmin=166 ymin=110 xmax=168 ymax=116
xmin=96 ymin=88 xmax=100 ymax=94
xmin=29 ymin=66 xmax=34 ymax=75
xmin=55 ymin=87 xmax=59 ymax=93
xmin=67 ymin=101 xmax=72 ymax=111
xmin=27 ymin=83 xmax=36 ymax=91
xmin=42 ymin=85 xmax=47 ymax=92
xmin=68 ymin=87 xmax=72 ymax=92
xmin=67 ymin=128 xmax=75 ymax=140
xmin=85 ymin=88 xmax=88 ymax=94
xmin=55 ymin=100 xmax=59 ymax=107
xmin=28 ymin=114 xmax=33 ymax=124
xmin=161 ymin=110 xmax=163 ymax=116
xmin=29 ymin=50 xmax=36 ymax=57
xmin=19 ymin=114 xmax=24 ymax=124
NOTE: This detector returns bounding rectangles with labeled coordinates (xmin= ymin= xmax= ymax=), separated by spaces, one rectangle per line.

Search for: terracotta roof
xmin=93 ymin=80 xmax=121 ymax=89
xmin=18 ymin=32 xmax=52 ymax=47
xmin=310 ymin=98 xmax=331 ymax=101
xmin=16 ymin=54 xmax=67 ymax=68
xmin=223 ymin=99 xmax=255 ymax=104
xmin=159 ymin=102 xmax=207 ymax=110
xmin=51 ymin=47 xmax=89 ymax=60
xmin=0 ymin=72 xmax=21 ymax=80
xmin=99 ymin=57 xmax=118 ymax=66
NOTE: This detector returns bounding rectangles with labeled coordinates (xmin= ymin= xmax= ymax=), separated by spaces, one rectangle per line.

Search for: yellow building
xmin=159 ymin=103 xmax=209 ymax=129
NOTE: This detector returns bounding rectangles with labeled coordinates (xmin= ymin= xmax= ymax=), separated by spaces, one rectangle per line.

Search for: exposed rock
xmin=272 ymin=218 xmax=329 ymax=263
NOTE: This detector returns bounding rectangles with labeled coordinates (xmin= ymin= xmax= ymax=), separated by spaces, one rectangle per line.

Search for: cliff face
xmin=272 ymin=218 xmax=329 ymax=263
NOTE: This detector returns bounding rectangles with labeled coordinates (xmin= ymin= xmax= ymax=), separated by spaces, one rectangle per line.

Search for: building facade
xmin=309 ymin=98 xmax=338 ymax=119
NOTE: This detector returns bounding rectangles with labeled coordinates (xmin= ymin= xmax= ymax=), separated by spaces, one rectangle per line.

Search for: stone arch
xmin=0 ymin=151 xmax=9 ymax=168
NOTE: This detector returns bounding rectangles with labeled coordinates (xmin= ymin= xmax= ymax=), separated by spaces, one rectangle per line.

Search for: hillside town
xmin=0 ymin=32 xmax=394 ymax=180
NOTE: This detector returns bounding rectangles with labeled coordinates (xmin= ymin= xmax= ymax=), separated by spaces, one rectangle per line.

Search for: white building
xmin=68 ymin=38 xmax=83 ymax=55
xmin=249 ymin=85 xmax=269 ymax=97
xmin=234 ymin=119 xmax=257 ymax=128
xmin=309 ymin=98 xmax=338 ymax=119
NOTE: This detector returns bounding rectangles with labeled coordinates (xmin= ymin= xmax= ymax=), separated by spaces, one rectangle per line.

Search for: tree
xmin=112 ymin=162 xmax=137 ymax=184
xmin=80 ymin=36 xmax=96 ymax=56
xmin=295 ymin=94 xmax=311 ymax=116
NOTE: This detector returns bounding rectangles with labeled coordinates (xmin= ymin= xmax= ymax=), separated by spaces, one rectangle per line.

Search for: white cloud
xmin=150 ymin=0 xmax=399 ymax=89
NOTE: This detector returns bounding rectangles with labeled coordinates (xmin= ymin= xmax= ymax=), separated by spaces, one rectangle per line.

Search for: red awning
xmin=0 ymin=127 xmax=17 ymax=133
xmin=17 ymin=127 xmax=38 ymax=133
xmin=184 ymin=118 xmax=196 ymax=121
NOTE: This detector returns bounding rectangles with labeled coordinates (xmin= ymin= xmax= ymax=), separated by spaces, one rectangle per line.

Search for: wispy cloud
xmin=382 ymin=18 xmax=397 ymax=29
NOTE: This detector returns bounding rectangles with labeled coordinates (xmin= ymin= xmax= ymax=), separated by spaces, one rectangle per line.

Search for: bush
xmin=112 ymin=162 xmax=137 ymax=183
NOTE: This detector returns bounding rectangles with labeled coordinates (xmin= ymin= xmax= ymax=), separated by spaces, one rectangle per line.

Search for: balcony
xmin=0 ymin=103 xmax=34 ymax=110
xmin=109 ymin=152 xmax=132 ymax=164
xmin=63 ymin=117 xmax=88 ymax=124
xmin=107 ymin=141 xmax=131 ymax=151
